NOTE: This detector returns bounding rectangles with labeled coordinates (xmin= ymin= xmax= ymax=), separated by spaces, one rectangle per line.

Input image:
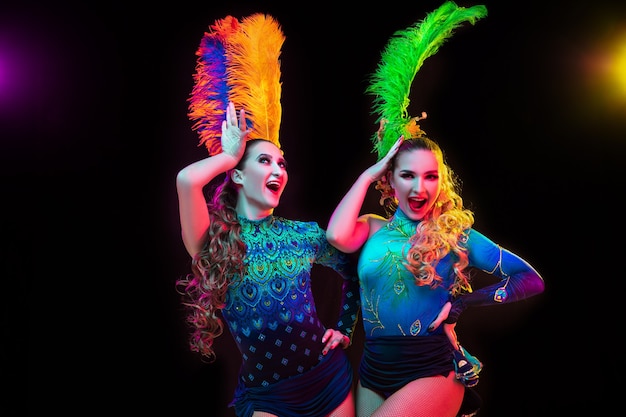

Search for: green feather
xmin=367 ymin=1 xmax=488 ymax=160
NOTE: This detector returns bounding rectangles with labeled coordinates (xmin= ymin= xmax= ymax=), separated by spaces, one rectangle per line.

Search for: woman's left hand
xmin=365 ymin=135 xmax=404 ymax=183
xmin=321 ymin=329 xmax=350 ymax=355
xmin=427 ymin=301 xmax=451 ymax=332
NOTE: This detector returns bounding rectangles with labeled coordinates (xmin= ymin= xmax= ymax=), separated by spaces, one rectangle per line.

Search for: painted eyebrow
xmin=398 ymin=169 xmax=438 ymax=175
xmin=256 ymin=153 xmax=287 ymax=164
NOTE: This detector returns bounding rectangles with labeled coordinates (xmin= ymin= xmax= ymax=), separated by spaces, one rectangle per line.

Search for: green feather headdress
xmin=367 ymin=1 xmax=488 ymax=160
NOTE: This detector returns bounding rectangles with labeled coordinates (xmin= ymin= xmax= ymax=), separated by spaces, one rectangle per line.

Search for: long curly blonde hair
xmin=378 ymin=136 xmax=475 ymax=296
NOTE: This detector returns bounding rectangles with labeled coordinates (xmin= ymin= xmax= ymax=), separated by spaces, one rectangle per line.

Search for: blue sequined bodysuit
xmin=358 ymin=208 xmax=461 ymax=339
xmin=357 ymin=208 xmax=544 ymax=396
xmin=223 ymin=215 xmax=360 ymax=417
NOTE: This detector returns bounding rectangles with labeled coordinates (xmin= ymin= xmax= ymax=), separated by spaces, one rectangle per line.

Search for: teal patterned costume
xmin=223 ymin=215 xmax=360 ymax=417
xmin=357 ymin=208 xmax=544 ymax=398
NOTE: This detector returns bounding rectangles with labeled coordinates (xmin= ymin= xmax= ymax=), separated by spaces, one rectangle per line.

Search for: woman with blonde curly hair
xmin=328 ymin=3 xmax=545 ymax=415
xmin=326 ymin=132 xmax=545 ymax=417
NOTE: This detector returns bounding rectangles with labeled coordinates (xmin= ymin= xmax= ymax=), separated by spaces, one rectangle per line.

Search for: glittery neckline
xmin=238 ymin=214 xmax=273 ymax=222
xmin=387 ymin=208 xmax=420 ymax=232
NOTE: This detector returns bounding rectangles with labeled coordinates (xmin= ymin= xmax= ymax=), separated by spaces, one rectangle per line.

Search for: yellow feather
xmin=227 ymin=14 xmax=284 ymax=148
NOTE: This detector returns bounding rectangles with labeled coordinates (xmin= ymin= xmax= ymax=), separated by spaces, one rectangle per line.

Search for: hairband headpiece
xmin=188 ymin=13 xmax=285 ymax=155
xmin=367 ymin=1 xmax=488 ymax=161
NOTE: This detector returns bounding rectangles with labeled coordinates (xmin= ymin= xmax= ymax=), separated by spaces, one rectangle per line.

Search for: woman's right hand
xmin=221 ymin=101 xmax=250 ymax=162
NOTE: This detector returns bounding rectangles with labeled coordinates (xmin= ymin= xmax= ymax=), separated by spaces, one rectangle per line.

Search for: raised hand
xmin=365 ymin=135 xmax=404 ymax=183
xmin=221 ymin=101 xmax=251 ymax=160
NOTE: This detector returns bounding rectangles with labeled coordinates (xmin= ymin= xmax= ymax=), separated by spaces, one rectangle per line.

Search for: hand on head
xmin=221 ymin=101 xmax=251 ymax=160
xmin=365 ymin=135 xmax=404 ymax=183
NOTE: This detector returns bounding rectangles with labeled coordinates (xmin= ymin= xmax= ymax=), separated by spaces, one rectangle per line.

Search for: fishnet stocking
xmin=356 ymin=381 xmax=385 ymax=417
xmin=357 ymin=372 xmax=464 ymax=417
xmin=328 ymin=390 xmax=356 ymax=417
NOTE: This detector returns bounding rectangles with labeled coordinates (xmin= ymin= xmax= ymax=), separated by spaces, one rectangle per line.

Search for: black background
xmin=3 ymin=1 xmax=625 ymax=415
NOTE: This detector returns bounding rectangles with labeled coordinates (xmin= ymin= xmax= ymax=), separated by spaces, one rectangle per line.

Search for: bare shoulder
xmin=360 ymin=213 xmax=388 ymax=237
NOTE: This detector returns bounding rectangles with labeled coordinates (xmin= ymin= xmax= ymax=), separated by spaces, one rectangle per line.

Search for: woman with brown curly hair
xmin=176 ymin=102 xmax=360 ymax=417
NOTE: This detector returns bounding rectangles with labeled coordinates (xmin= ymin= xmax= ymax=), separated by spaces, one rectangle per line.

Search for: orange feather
xmin=226 ymin=14 xmax=284 ymax=148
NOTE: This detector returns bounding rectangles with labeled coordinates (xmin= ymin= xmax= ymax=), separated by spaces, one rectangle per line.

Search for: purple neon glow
xmin=0 ymin=13 xmax=71 ymax=143
xmin=0 ymin=6 xmax=122 ymax=173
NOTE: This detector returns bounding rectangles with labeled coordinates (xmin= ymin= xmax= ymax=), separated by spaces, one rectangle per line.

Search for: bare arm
xmin=177 ymin=102 xmax=249 ymax=258
xmin=326 ymin=136 xmax=404 ymax=253
xmin=177 ymin=153 xmax=237 ymax=257
xmin=326 ymin=173 xmax=377 ymax=253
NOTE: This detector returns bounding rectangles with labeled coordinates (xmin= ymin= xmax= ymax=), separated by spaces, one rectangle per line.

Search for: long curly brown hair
xmin=377 ymin=136 xmax=475 ymax=296
xmin=176 ymin=139 xmax=268 ymax=362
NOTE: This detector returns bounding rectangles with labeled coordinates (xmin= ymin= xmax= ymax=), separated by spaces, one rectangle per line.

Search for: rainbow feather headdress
xmin=188 ymin=14 xmax=285 ymax=155
xmin=367 ymin=1 xmax=488 ymax=161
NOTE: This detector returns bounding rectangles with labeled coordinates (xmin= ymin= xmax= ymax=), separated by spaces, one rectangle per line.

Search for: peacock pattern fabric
xmin=221 ymin=215 xmax=360 ymax=387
